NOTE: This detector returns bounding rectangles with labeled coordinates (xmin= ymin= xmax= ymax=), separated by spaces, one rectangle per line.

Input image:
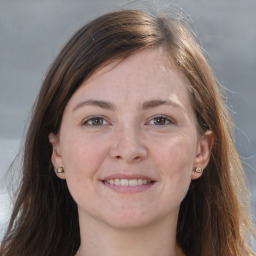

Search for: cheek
xmin=59 ymin=134 xmax=107 ymax=204
xmin=159 ymin=137 xmax=196 ymax=201
xmin=151 ymin=134 xmax=197 ymax=174
xmin=153 ymin=134 xmax=197 ymax=192
xmin=146 ymin=135 xmax=197 ymax=215
xmin=60 ymin=133 xmax=108 ymax=179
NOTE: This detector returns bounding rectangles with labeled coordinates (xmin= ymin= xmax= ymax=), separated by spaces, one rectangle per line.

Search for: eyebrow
xmin=72 ymin=99 xmax=184 ymax=112
xmin=72 ymin=100 xmax=115 ymax=112
xmin=142 ymin=99 xmax=184 ymax=111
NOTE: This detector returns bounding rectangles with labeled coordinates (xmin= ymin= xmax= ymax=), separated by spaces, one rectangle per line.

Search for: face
xmin=49 ymin=48 xmax=212 ymax=229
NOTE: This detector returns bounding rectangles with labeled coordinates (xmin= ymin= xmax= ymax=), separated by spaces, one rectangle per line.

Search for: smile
xmin=105 ymin=178 xmax=153 ymax=186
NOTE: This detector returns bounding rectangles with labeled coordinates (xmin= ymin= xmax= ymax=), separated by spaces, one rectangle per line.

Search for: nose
xmin=109 ymin=123 xmax=147 ymax=163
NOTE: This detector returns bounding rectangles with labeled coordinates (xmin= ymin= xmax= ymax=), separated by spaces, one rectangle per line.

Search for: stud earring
xmin=195 ymin=167 xmax=203 ymax=173
xmin=56 ymin=167 xmax=64 ymax=173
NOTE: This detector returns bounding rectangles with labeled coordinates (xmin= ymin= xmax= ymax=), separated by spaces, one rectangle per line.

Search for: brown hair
xmin=1 ymin=9 xmax=255 ymax=256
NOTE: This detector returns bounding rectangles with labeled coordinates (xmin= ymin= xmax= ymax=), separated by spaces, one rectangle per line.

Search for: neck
xmin=78 ymin=211 xmax=183 ymax=256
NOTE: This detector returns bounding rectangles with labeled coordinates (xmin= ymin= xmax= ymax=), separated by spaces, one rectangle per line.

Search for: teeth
xmin=120 ymin=179 xmax=129 ymax=186
xmin=105 ymin=178 xmax=152 ymax=186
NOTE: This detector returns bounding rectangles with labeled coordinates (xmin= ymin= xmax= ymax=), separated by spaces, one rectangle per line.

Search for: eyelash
xmin=147 ymin=115 xmax=175 ymax=126
xmin=81 ymin=116 xmax=110 ymax=127
xmin=82 ymin=115 xmax=175 ymax=128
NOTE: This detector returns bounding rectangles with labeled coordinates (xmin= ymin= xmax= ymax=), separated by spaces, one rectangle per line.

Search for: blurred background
xmin=0 ymin=0 xmax=255 ymax=242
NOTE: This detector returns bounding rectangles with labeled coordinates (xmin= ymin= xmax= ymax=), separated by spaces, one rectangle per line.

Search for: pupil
xmin=93 ymin=118 xmax=102 ymax=125
xmin=155 ymin=117 xmax=165 ymax=125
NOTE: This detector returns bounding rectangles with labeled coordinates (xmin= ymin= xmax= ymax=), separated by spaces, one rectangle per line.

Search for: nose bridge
xmin=109 ymin=119 xmax=147 ymax=162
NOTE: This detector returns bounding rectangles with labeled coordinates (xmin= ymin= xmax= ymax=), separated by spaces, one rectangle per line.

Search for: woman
xmin=0 ymin=9 xmax=255 ymax=256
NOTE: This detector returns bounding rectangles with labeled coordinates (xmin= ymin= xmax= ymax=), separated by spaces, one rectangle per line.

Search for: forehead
xmin=86 ymin=48 xmax=185 ymax=85
xmin=66 ymin=48 xmax=192 ymax=110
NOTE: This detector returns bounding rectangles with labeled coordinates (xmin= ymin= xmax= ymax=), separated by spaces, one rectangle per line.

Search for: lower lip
xmin=102 ymin=181 xmax=156 ymax=193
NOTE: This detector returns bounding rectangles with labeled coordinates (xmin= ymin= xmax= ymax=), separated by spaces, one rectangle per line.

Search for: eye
xmin=147 ymin=115 xmax=175 ymax=126
xmin=82 ymin=116 xmax=110 ymax=126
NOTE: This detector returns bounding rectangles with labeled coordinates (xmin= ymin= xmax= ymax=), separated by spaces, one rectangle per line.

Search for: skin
xmin=49 ymin=48 xmax=213 ymax=256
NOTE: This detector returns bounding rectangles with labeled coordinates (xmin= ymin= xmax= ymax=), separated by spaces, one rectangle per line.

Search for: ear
xmin=191 ymin=130 xmax=214 ymax=180
xmin=48 ymin=133 xmax=66 ymax=179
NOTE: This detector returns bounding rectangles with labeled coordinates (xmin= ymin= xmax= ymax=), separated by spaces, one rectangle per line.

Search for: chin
xmin=101 ymin=209 xmax=163 ymax=230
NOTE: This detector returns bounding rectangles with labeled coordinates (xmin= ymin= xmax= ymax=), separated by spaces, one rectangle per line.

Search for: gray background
xmin=0 ymin=0 xmax=255 ymax=243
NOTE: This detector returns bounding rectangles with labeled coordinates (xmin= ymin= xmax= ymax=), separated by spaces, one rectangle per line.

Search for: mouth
xmin=101 ymin=175 xmax=156 ymax=193
xmin=104 ymin=178 xmax=154 ymax=186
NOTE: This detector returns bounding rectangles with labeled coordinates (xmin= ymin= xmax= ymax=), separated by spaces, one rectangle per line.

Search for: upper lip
xmin=101 ymin=174 xmax=156 ymax=181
